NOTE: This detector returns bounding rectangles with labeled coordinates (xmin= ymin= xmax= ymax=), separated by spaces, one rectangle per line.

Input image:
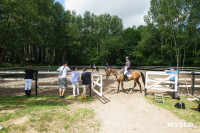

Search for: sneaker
xmin=61 ymin=96 xmax=66 ymax=98
xmin=59 ymin=96 xmax=62 ymax=98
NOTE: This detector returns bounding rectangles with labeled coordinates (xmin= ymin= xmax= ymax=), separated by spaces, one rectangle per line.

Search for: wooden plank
xmin=0 ymin=78 xmax=24 ymax=81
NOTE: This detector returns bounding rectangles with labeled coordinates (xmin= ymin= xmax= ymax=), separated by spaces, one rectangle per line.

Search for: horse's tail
xmin=140 ymin=72 xmax=145 ymax=85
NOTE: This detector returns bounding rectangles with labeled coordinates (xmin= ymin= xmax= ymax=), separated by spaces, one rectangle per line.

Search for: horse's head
xmin=105 ymin=68 xmax=111 ymax=79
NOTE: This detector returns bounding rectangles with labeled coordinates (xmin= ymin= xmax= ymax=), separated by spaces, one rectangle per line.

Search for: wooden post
xmin=145 ymin=88 xmax=147 ymax=96
xmin=192 ymin=72 xmax=195 ymax=96
xmin=35 ymin=70 xmax=38 ymax=96
xmin=145 ymin=72 xmax=148 ymax=96
xmin=89 ymin=72 xmax=92 ymax=97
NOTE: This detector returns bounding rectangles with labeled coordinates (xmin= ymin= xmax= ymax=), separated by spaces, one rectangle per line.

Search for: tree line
xmin=0 ymin=0 xmax=199 ymax=67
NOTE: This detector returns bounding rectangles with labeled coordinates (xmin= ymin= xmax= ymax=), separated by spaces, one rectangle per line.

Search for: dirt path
xmin=91 ymin=74 xmax=200 ymax=133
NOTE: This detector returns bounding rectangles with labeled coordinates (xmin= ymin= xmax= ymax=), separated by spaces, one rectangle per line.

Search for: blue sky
xmin=55 ymin=0 xmax=150 ymax=28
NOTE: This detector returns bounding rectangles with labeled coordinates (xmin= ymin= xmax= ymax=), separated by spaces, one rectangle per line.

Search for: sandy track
xmin=91 ymin=71 xmax=200 ymax=133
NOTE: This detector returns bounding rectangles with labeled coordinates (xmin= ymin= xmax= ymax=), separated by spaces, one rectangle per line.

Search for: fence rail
xmin=1 ymin=66 xmax=200 ymax=72
xmin=0 ymin=71 xmax=103 ymax=96
xmin=145 ymin=71 xmax=200 ymax=96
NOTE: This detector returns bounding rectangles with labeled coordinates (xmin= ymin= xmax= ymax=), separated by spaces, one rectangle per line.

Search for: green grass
xmin=145 ymin=96 xmax=200 ymax=126
xmin=0 ymin=96 xmax=99 ymax=133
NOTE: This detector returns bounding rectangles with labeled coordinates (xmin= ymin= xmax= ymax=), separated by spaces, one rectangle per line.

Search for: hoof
xmin=140 ymin=91 xmax=142 ymax=93
xmin=117 ymin=91 xmax=120 ymax=93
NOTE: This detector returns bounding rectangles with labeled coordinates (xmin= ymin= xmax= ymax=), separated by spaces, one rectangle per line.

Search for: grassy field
xmin=0 ymin=96 xmax=100 ymax=133
xmin=145 ymin=96 xmax=200 ymax=126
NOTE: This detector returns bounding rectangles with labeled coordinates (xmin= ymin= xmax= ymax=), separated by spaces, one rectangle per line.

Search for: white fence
xmin=0 ymin=71 xmax=103 ymax=96
xmin=145 ymin=71 xmax=200 ymax=96
xmin=91 ymin=73 xmax=103 ymax=96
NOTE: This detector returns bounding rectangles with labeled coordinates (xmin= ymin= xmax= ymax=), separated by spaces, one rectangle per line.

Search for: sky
xmin=55 ymin=0 xmax=150 ymax=28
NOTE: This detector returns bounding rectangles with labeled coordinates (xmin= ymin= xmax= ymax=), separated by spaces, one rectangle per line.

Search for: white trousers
xmin=123 ymin=67 xmax=128 ymax=75
xmin=25 ymin=79 xmax=33 ymax=90
xmin=72 ymin=82 xmax=79 ymax=97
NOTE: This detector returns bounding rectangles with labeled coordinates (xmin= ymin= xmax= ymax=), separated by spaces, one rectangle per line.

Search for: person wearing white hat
xmin=123 ymin=57 xmax=130 ymax=82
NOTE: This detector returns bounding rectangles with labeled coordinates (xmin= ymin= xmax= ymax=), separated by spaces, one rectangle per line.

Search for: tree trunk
xmin=182 ymin=49 xmax=185 ymax=70
xmin=62 ymin=51 xmax=66 ymax=64
xmin=173 ymin=32 xmax=179 ymax=68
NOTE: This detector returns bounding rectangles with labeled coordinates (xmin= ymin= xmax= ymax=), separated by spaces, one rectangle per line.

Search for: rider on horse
xmin=93 ymin=63 xmax=96 ymax=69
xmin=123 ymin=57 xmax=131 ymax=82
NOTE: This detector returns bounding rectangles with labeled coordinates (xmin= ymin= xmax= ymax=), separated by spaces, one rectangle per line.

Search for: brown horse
xmin=90 ymin=65 xmax=99 ymax=72
xmin=105 ymin=68 xmax=145 ymax=93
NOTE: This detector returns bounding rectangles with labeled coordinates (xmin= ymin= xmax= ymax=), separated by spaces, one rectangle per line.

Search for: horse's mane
xmin=109 ymin=68 xmax=122 ymax=75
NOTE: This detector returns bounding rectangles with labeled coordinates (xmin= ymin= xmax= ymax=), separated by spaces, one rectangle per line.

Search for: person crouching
xmin=70 ymin=67 xmax=80 ymax=98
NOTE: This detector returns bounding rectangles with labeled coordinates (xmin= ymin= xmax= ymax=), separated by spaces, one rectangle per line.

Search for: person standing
xmin=165 ymin=67 xmax=180 ymax=99
xmin=70 ymin=67 xmax=80 ymax=98
xmin=123 ymin=57 xmax=131 ymax=82
xmin=57 ymin=62 xmax=71 ymax=98
xmin=24 ymin=65 xmax=34 ymax=96
xmin=81 ymin=68 xmax=91 ymax=99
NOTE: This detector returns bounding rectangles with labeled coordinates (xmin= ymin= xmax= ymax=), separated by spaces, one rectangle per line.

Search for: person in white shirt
xmin=57 ymin=62 xmax=71 ymax=98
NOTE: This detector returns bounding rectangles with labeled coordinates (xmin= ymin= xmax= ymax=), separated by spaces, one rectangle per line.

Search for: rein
xmin=110 ymin=69 xmax=119 ymax=79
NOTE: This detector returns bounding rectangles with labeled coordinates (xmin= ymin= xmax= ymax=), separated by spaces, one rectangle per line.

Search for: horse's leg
xmin=130 ymin=79 xmax=136 ymax=93
xmin=117 ymin=81 xmax=120 ymax=93
xmin=121 ymin=81 xmax=126 ymax=93
xmin=136 ymin=79 xmax=142 ymax=93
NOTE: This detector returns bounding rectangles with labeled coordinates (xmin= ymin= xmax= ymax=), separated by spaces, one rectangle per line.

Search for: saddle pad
xmin=127 ymin=74 xmax=132 ymax=77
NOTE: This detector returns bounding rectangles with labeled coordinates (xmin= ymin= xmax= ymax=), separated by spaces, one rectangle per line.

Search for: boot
xmin=28 ymin=89 xmax=31 ymax=96
xmin=124 ymin=75 xmax=128 ymax=82
xmin=25 ymin=90 xmax=28 ymax=96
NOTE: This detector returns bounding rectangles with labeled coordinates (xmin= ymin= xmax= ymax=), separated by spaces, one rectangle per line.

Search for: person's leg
xmin=28 ymin=79 xmax=33 ymax=96
xmin=59 ymin=78 xmax=62 ymax=97
xmin=82 ymin=85 xmax=88 ymax=98
xmin=61 ymin=89 xmax=65 ymax=97
xmin=61 ymin=78 xmax=67 ymax=97
xmin=72 ymin=83 xmax=76 ymax=98
xmin=24 ymin=79 xmax=29 ymax=96
xmin=84 ymin=85 xmax=88 ymax=96
xmin=59 ymin=89 xmax=62 ymax=97
xmin=76 ymin=82 xmax=79 ymax=95
xmin=82 ymin=85 xmax=86 ymax=97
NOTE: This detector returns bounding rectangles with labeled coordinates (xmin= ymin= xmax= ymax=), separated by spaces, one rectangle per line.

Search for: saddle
xmin=122 ymin=68 xmax=132 ymax=77
xmin=127 ymin=71 xmax=132 ymax=77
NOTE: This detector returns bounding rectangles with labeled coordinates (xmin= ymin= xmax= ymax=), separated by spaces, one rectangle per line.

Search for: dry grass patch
xmin=0 ymin=96 xmax=100 ymax=133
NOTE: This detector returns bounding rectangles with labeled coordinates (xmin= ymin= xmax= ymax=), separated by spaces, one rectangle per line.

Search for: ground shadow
xmin=94 ymin=94 xmax=110 ymax=104
xmin=191 ymin=108 xmax=200 ymax=112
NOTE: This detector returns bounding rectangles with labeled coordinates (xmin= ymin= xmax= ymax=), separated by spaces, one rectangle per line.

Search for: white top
xmin=57 ymin=66 xmax=70 ymax=78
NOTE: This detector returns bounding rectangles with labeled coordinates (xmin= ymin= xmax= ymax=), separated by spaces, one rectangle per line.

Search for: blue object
xmin=166 ymin=70 xmax=179 ymax=81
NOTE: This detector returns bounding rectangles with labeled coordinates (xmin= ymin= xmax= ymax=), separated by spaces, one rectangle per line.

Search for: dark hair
xmin=63 ymin=61 xmax=68 ymax=65
xmin=73 ymin=66 xmax=77 ymax=70
xmin=27 ymin=65 xmax=32 ymax=69
xmin=83 ymin=68 xmax=87 ymax=72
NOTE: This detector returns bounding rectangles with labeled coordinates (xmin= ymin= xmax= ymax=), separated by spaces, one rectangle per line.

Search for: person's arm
xmin=81 ymin=74 xmax=83 ymax=80
xmin=66 ymin=66 xmax=71 ymax=72
xmin=127 ymin=61 xmax=130 ymax=68
xmin=56 ymin=67 xmax=60 ymax=72
xmin=77 ymin=72 xmax=80 ymax=80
